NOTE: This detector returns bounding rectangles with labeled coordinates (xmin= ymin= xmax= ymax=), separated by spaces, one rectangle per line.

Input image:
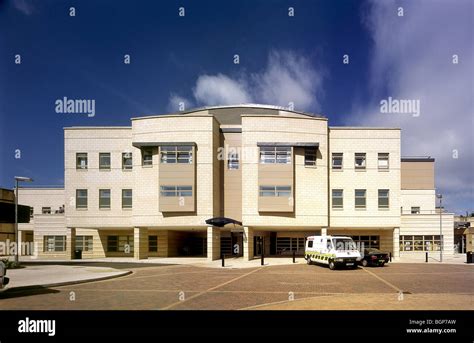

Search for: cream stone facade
xmin=15 ymin=105 xmax=455 ymax=261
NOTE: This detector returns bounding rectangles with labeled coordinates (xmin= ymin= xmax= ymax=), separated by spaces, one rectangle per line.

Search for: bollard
xmin=293 ymin=250 xmax=296 ymax=263
xmin=261 ymin=237 xmax=265 ymax=266
xmin=389 ymin=252 xmax=392 ymax=262
xmin=425 ymin=252 xmax=428 ymax=263
xmin=221 ymin=254 xmax=225 ymax=267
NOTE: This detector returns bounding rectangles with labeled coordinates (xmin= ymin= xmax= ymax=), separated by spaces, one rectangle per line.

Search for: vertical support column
xmin=67 ymin=228 xmax=76 ymax=260
xmin=207 ymin=226 xmax=220 ymax=261
xmin=134 ymin=227 xmax=148 ymax=260
xmin=321 ymin=227 xmax=328 ymax=236
xmin=243 ymin=226 xmax=254 ymax=261
xmin=157 ymin=230 xmax=169 ymax=257
xmin=393 ymin=227 xmax=400 ymax=260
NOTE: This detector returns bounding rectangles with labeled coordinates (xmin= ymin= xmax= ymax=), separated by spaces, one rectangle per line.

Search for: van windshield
xmin=332 ymin=238 xmax=357 ymax=251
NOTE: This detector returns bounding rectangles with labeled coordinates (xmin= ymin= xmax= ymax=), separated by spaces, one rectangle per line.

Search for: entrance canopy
xmin=205 ymin=217 xmax=242 ymax=228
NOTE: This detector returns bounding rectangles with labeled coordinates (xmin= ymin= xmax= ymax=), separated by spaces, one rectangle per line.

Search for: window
xmin=142 ymin=148 xmax=153 ymax=166
xmin=307 ymin=240 xmax=313 ymax=248
xmin=332 ymin=153 xmax=343 ymax=170
xmin=227 ymin=152 xmax=239 ymax=170
xmin=259 ymin=185 xmax=292 ymax=197
xmin=259 ymin=146 xmax=291 ymax=164
xmin=400 ymin=235 xmax=442 ymax=252
xmin=160 ymin=145 xmax=193 ymax=164
xmin=304 ymin=147 xmax=317 ymax=166
xmin=76 ymin=235 xmax=93 ymax=251
xmin=355 ymin=153 xmax=366 ymax=169
xmin=378 ymin=153 xmax=389 ymax=169
xmin=76 ymin=153 xmax=88 ymax=169
xmin=30 ymin=207 xmax=34 ymax=217
xmin=99 ymin=153 xmax=111 ymax=170
xmin=122 ymin=189 xmax=132 ymax=209
xmin=160 ymin=186 xmax=193 ymax=197
xmin=76 ymin=189 xmax=88 ymax=209
xmin=43 ymin=236 xmax=66 ymax=252
xmin=99 ymin=189 xmax=111 ymax=209
xmin=350 ymin=235 xmax=380 ymax=250
xmin=411 ymin=206 xmax=421 ymax=214
xmin=378 ymin=189 xmax=389 ymax=209
xmin=355 ymin=189 xmax=366 ymax=208
xmin=332 ymin=189 xmax=343 ymax=209
xmin=149 ymin=235 xmax=158 ymax=252
xmin=42 ymin=207 xmax=51 ymax=214
xmin=122 ymin=152 xmax=133 ymax=170
xmin=107 ymin=235 xmax=134 ymax=253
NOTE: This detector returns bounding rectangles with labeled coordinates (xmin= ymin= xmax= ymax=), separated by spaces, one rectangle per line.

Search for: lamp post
xmin=14 ymin=176 xmax=33 ymax=264
xmin=436 ymin=193 xmax=443 ymax=263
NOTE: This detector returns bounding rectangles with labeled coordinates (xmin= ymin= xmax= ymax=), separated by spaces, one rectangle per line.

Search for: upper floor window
xmin=122 ymin=152 xmax=133 ymax=170
xmin=378 ymin=153 xmax=389 ymax=170
xmin=99 ymin=189 xmax=111 ymax=209
xmin=355 ymin=189 xmax=366 ymax=209
xmin=227 ymin=152 xmax=239 ymax=170
xmin=76 ymin=153 xmax=88 ymax=169
xmin=142 ymin=148 xmax=153 ymax=166
xmin=304 ymin=147 xmax=317 ymax=166
xmin=122 ymin=189 xmax=133 ymax=209
xmin=332 ymin=153 xmax=343 ymax=170
xmin=260 ymin=146 xmax=291 ymax=164
xmin=42 ymin=207 xmax=51 ymax=214
xmin=99 ymin=153 xmax=111 ymax=170
xmin=160 ymin=145 xmax=193 ymax=164
xmin=355 ymin=153 xmax=366 ymax=169
xmin=76 ymin=189 xmax=88 ymax=209
xmin=160 ymin=185 xmax=193 ymax=197
xmin=259 ymin=185 xmax=292 ymax=197
xmin=378 ymin=189 xmax=389 ymax=209
xmin=411 ymin=206 xmax=420 ymax=214
xmin=332 ymin=189 xmax=343 ymax=209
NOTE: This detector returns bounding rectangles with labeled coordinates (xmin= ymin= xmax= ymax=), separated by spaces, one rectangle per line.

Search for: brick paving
xmin=0 ymin=263 xmax=472 ymax=310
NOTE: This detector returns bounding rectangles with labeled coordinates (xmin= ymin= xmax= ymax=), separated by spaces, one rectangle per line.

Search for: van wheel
xmin=361 ymin=259 xmax=368 ymax=267
xmin=306 ymin=255 xmax=312 ymax=265
xmin=380 ymin=262 xmax=385 ymax=267
xmin=328 ymin=260 xmax=336 ymax=270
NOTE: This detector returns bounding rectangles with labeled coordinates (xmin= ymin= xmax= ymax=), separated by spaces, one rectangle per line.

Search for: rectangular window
xmin=76 ymin=153 xmax=88 ymax=169
xmin=122 ymin=189 xmax=132 ymax=208
xmin=160 ymin=185 xmax=193 ymax=197
xmin=355 ymin=189 xmax=366 ymax=208
xmin=304 ymin=147 xmax=317 ymax=166
xmin=355 ymin=153 xmax=366 ymax=169
xmin=76 ymin=235 xmax=93 ymax=251
xmin=160 ymin=145 xmax=193 ymax=164
xmin=76 ymin=189 xmax=88 ymax=209
xmin=30 ymin=207 xmax=34 ymax=217
xmin=149 ymin=235 xmax=158 ymax=252
xmin=99 ymin=189 xmax=111 ymax=209
xmin=350 ymin=235 xmax=380 ymax=250
xmin=43 ymin=236 xmax=66 ymax=252
xmin=227 ymin=152 xmax=239 ymax=170
xmin=99 ymin=152 xmax=111 ymax=170
xmin=107 ymin=235 xmax=134 ymax=253
xmin=142 ymin=148 xmax=153 ymax=166
xmin=259 ymin=185 xmax=291 ymax=197
xmin=42 ymin=207 xmax=51 ymax=214
xmin=259 ymin=146 xmax=291 ymax=164
xmin=411 ymin=206 xmax=421 ymax=214
xmin=400 ymin=235 xmax=442 ymax=252
xmin=332 ymin=153 xmax=343 ymax=170
xmin=378 ymin=153 xmax=389 ymax=169
xmin=107 ymin=236 xmax=118 ymax=252
xmin=332 ymin=189 xmax=343 ymax=209
xmin=378 ymin=189 xmax=389 ymax=209
xmin=122 ymin=152 xmax=133 ymax=170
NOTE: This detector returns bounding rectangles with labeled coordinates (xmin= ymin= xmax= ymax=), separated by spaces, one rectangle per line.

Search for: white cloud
xmin=351 ymin=0 xmax=474 ymax=213
xmin=169 ymin=50 xmax=325 ymax=112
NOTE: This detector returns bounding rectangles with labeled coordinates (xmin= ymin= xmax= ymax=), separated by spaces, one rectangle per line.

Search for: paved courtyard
xmin=1 ymin=262 xmax=473 ymax=310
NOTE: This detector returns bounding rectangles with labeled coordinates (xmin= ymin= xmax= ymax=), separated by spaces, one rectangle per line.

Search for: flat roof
xmin=330 ymin=126 xmax=401 ymax=130
xmin=401 ymin=157 xmax=435 ymax=162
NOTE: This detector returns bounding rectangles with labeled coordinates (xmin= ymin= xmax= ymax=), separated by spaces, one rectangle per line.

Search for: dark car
xmin=359 ymin=248 xmax=389 ymax=267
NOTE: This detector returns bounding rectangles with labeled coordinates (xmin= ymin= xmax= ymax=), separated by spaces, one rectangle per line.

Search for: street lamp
xmin=436 ymin=193 xmax=443 ymax=263
xmin=14 ymin=176 xmax=33 ymax=264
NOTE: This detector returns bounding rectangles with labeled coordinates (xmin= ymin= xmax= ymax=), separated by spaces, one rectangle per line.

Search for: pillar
xmin=67 ymin=228 xmax=76 ymax=259
xmin=321 ymin=227 xmax=328 ymax=236
xmin=393 ymin=227 xmax=400 ymax=260
xmin=207 ymin=226 xmax=220 ymax=261
xmin=134 ymin=227 xmax=148 ymax=260
xmin=243 ymin=226 xmax=254 ymax=261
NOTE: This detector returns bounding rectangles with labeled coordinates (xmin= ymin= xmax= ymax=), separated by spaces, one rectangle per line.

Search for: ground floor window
xmin=400 ymin=235 xmax=441 ymax=251
xmin=44 ymin=236 xmax=66 ymax=252
xmin=149 ymin=235 xmax=158 ymax=252
xmin=349 ymin=235 xmax=380 ymax=250
xmin=276 ymin=237 xmax=305 ymax=255
xmin=76 ymin=235 xmax=93 ymax=251
xmin=107 ymin=235 xmax=134 ymax=253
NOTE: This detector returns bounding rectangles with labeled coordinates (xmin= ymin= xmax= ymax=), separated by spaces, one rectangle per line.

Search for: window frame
xmin=76 ymin=189 xmax=88 ymax=209
xmin=378 ymin=153 xmax=389 ymax=170
xmin=142 ymin=148 xmax=153 ymax=166
xmin=304 ymin=147 xmax=317 ymax=166
xmin=354 ymin=153 xmax=366 ymax=170
xmin=259 ymin=185 xmax=292 ymax=197
xmin=355 ymin=189 xmax=367 ymax=209
xmin=99 ymin=152 xmax=111 ymax=170
xmin=43 ymin=235 xmax=66 ymax=252
xmin=41 ymin=207 xmax=51 ymax=214
xmin=160 ymin=145 xmax=193 ymax=164
xmin=411 ymin=206 xmax=421 ymax=214
xmin=149 ymin=235 xmax=158 ymax=252
xmin=99 ymin=189 xmax=111 ymax=209
xmin=259 ymin=146 xmax=292 ymax=164
xmin=332 ymin=189 xmax=344 ymax=209
xmin=76 ymin=235 xmax=93 ymax=252
xmin=122 ymin=189 xmax=133 ymax=209
xmin=332 ymin=153 xmax=343 ymax=170
xmin=159 ymin=185 xmax=193 ymax=197
xmin=227 ymin=152 xmax=239 ymax=170
xmin=378 ymin=189 xmax=390 ymax=209
xmin=76 ymin=153 xmax=88 ymax=170
xmin=122 ymin=152 xmax=133 ymax=170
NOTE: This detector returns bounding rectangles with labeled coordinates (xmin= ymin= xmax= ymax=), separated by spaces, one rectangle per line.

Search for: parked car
xmin=359 ymin=248 xmax=389 ymax=267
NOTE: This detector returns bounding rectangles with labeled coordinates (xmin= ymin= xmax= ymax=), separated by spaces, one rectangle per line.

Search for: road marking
xmin=160 ymin=267 xmax=262 ymax=310
xmin=361 ymin=267 xmax=402 ymax=292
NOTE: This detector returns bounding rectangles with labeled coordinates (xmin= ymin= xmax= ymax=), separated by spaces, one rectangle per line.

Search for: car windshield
xmin=332 ymin=238 xmax=357 ymax=251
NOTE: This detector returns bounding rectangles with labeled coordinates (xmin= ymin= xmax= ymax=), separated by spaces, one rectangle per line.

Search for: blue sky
xmin=0 ymin=0 xmax=473 ymax=213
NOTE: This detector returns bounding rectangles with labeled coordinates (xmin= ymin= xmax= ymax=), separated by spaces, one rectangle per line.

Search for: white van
xmin=305 ymin=235 xmax=361 ymax=270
